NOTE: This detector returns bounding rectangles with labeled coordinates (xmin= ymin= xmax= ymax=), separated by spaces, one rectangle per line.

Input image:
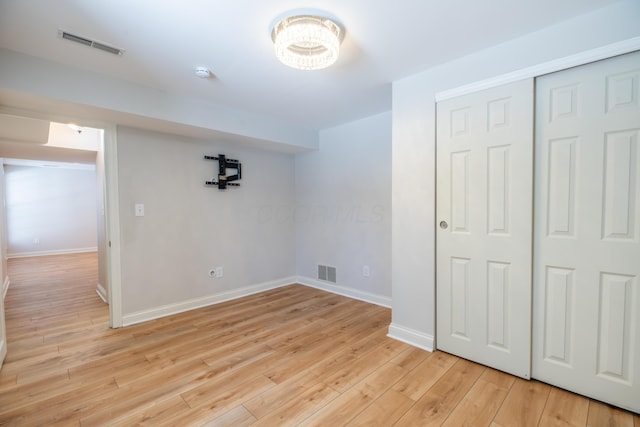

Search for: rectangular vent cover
xmin=318 ymin=265 xmax=337 ymax=283
xmin=58 ymin=30 xmax=124 ymax=56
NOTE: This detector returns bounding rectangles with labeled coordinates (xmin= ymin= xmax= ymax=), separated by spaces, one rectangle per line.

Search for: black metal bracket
xmin=204 ymin=154 xmax=242 ymax=190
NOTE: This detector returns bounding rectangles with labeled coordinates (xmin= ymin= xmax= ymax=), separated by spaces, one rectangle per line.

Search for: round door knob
xmin=439 ymin=221 xmax=448 ymax=230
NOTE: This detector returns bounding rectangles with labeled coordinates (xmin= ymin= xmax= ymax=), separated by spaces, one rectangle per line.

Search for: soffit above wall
xmin=3 ymin=157 xmax=95 ymax=170
xmin=0 ymin=114 xmax=49 ymax=144
xmin=0 ymin=113 xmax=100 ymax=165
xmin=0 ymin=140 xmax=97 ymax=164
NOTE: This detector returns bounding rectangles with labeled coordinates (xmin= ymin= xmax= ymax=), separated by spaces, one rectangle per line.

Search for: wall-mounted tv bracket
xmin=204 ymin=154 xmax=242 ymax=190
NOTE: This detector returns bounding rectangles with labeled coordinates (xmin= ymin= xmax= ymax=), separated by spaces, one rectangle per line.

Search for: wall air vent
xmin=318 ymin=264 xmax=337 ymax=284
xmin=58 ymin=30 xmax=124 ymax=56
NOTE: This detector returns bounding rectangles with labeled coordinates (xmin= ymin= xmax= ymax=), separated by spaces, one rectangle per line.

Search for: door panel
xmin=436 ymin=79 xmax=534 ymax=379
xmin=533 ymin=50 xmax=640 ymax=413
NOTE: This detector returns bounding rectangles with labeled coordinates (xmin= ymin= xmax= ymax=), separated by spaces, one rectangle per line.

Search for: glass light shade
xmin=271 ymin=15 xmax=341 ymax=70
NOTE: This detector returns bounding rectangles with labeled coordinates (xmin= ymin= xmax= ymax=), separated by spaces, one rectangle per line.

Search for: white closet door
xmin=533 ymin=50 xmax=640 ymax=413
xmin=436 ymin=79 xmax=534 ymax=379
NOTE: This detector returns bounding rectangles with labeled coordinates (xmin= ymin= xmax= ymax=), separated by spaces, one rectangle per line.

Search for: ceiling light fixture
xmin=271 ymin=15 xmax=341 ymax=70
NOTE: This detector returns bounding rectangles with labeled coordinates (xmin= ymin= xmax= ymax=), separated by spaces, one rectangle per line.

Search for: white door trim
xmin=103 ymin=124 xmax=123 ymax=328
xmin=435 ymin=36 xmax=640 ymax=102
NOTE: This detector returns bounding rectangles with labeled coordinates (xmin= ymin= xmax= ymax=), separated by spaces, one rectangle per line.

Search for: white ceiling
xmin=0 ymin=0 xmax=626 ymax=131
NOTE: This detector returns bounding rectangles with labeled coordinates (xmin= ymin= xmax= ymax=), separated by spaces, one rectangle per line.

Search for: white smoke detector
xmin=195 ymin=67 xmax=211 ymax=78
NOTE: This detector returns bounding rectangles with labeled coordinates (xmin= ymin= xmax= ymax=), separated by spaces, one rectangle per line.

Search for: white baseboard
xmin=296 ymin=276 xmax=392 ymax=308
xmin=2 ymin=276 xmax=9 ymax=300
xmin=387 ymin=323 xmax=434 ymax=352
xmin=122 ymin=276 xmax=297 ymax=327
xmin=96 ymin=283 xmax=108 ymax=303
xmin=8 ymin=247 xmax=98 ymax=259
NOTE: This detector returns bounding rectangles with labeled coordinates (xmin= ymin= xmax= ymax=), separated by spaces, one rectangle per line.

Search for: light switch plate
xmin=135 ymin=203 xmax=145 ymax=217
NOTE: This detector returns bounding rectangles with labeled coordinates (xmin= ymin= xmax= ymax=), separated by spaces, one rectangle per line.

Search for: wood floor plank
xmin=392 ymin=350 xmax=457 ymax=401
xmin=78 ymin=361 xmax=207 ymax=425
xmin=249 ymin=382 xmax=340 ymax=426
xmin=346 ymin=389 xmax=414 ymax=426
xmin=587 ymin=400 xmax=635 ymax=427
xmin=323 ymin=337 xmax=407 ymax=393
xmin=68 ymin=349 xmax=149 ymax=383
xmin=0 ymin=376 xmax=119 ymax=425
xmin=166 ymin=375 xmax=275 ymax=426
xmin=79 ymin=357 xmax=219 ymax=426
xmin=0 ymin=370 xmax=70 ymax=405
xmin=493 ymin=378 xmax=551 ymax=427
xmin=107 ymin=395 xmax=192 ymax=427
xmin=538 ymin=387 xmax=589 ymax=427
xmin=180 ymin=365 xmax=275 ymax=410
xmin=441 ymin=374 xmax=512 ymax=427
xmin=0 ymin=374 xmax=16 ymax=388
xmin=261 ymin=309 xmax=390 ymax=385
xmin=243 ymin=370 xmax=321 ymax=420
xmin=390 ymin=345 xmax=431 ymax=370
xmin=480 ymin=366 xmax=517 ymax=391
xmin=440 ymin=381 xmax=500 ymax=426
xmin=202 ymin=405 xmax=257 ymax=427
xmin=395 ymin=358 xmax=486 ymax=426
xmin=0 ymin=342 xmax=60 ymax=371
xmin=1 ymin=253 xmax=637 ymax=426
xmin=305 ymin=327 xmax=391 ymax=383
xmin=299 ymin=362 xmax=408 ymax=426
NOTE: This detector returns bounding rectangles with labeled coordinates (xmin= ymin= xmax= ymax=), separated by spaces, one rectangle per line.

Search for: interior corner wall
xmin=295 ymin=112 xmax=392 ymax=304
xmin=5 ymin=164 xmax=98 ymax=257
xmin=116 ymin=126 xmax=296 ymax=317
xmin=391 ymin=0 xmax=640 ymax=346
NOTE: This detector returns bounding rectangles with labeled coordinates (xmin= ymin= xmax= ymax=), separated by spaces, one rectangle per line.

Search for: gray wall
xmin=295 ymin=112 xmax=391 ymax=300
xmin=116 ymin=126 xmax=296 ymax=315
xmin=5 ymin=164 xmax=98 ymax=256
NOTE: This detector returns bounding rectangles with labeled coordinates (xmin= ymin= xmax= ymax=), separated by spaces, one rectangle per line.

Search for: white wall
xmin=295 ymin=112 xmax=391 ymax=305
xmin=116 ymin=126 xmax=296 ymax=319
xmin=390 ymin=0 xmax=640 ymax=350
xmin=5 ymin=164 xmax=98 ymax=257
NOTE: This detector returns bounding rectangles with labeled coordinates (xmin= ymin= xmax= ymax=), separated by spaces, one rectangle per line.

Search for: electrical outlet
xmin=208 ymin=269 xmax=216 ymax=278
xmin=363 ymin=265 xmax=370 ymax=277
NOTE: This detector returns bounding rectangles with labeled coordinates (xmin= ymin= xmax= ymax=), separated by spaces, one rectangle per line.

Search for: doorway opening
xmin=0 ymin=117 xmax=112 ymax=328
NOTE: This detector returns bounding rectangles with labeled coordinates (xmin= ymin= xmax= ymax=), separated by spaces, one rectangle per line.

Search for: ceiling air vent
xmin=58 ymin=30 xmax=124 ymax=56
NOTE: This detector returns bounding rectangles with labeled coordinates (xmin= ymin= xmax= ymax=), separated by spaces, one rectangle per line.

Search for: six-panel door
xmin=533 ymin=50 xmax=640 ymax=413
xmin=436 ymin=79 xmax=534 ymax=379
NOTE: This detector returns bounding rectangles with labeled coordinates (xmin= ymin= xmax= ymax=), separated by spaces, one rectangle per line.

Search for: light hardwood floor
xmin=0 ymin=253 xmax=638 ymax=426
